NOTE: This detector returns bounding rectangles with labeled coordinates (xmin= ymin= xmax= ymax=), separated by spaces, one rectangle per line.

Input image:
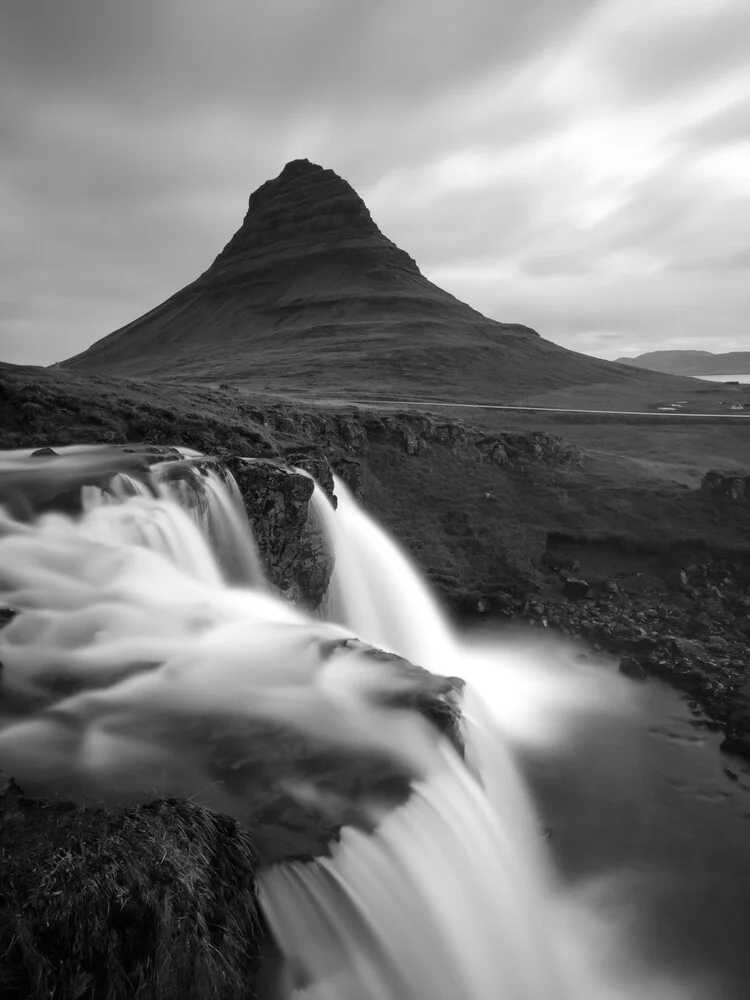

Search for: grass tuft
xmin=0 ymin=785 xmax=261 ymax=1000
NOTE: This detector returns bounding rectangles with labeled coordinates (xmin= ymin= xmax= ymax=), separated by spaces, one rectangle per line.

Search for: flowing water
xmin=0 ymin=447 xmax=747 ymax=998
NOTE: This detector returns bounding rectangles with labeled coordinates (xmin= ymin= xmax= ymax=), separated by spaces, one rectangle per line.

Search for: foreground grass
xmin=0 ymin=781 xmax=261 ymax=1000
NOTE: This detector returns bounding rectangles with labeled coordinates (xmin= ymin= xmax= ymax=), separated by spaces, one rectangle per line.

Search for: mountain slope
xmin=64 ymin=159 xmax=691 ymax=402
xmin=616 ymin=351 xmax=750 ymax=377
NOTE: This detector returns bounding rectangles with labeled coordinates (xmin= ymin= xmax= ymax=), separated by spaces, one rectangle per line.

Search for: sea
xmin=695 ymin=373 xmax=750 ymax=382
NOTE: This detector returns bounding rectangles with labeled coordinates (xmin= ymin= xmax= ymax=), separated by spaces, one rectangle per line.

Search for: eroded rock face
xmin=282 ymin=445 xmax=336 ymax=501
xmin=265 ymin=408 xmax=583 ymax=468
xmin=227 ymin=457 xmax=334 ymax=610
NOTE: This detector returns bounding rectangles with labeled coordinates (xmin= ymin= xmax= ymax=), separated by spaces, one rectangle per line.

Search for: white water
xmin=0 ymin=450 xmax=691 ymax=1000
xmin=269 ymin=478 xmax=684 ymax=999
xmin=81 ymin=460 xmax=266 ymax=588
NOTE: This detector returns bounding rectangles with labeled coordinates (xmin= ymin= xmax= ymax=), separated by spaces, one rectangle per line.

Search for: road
xmin=334 ymin=398 xmax=750 ymax=419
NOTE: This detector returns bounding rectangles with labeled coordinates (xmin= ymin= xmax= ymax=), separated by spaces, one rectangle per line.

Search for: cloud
xmin=1 ymin=0 xmax=748 ymax=365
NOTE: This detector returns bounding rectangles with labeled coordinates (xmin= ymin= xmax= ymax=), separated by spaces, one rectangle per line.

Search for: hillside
xmin=616 ymin=351 xmax=750 ymax=377
xmin=62 ymin=159 xmax=692 ymax=404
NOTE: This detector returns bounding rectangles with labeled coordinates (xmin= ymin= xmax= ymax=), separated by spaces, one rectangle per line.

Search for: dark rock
xmin=619 ymin=656 xmax=647 ymax=681
xmin=29 ymin=446 xmax=58 ymax=458
xmin=721 ymin=734 xmax=750 ymax=757
xmin=227 ymin=458 xmax=333 ymax=609
xmin=688 ymin=612 xmax=712 ymax=633
xmin=707 ymin=635 xmax=730 ymax=652
xmin=700 ymin=470 xmax=749 ymax=503
xmin=333 ymin=456 xmax=364 ymax=500
xmin=669 ymin=636 xmax=706 ymax=660
xmin=0 ymin=608 xmax=16 ymax=629
xmin=283 ymin=446 xmax=335 ymax=500
xmin=563 ymin=578 xmax=590 ymax=600
xmin=489 ymin=442 xmax=508 ymax=464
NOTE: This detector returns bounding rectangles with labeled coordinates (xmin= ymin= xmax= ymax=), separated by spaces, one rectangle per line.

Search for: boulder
xmin=619 ymin=655 xmax=647 ymax=681
xmin=227 ymin=458 xmax=334 ymax=609
xmin=669 ymin=636 xmax=706 ymax=660
xmin=563 ymin=577 xmax=590 ymax=600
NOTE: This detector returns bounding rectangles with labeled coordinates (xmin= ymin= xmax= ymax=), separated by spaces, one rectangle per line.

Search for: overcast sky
xmin=2 ymin=0 xmax=749 ymax=367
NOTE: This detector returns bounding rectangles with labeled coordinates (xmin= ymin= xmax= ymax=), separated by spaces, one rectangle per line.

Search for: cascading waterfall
xmin=81 ymin=457 xmax=266 ymax=588
xmin=270 ymin=477 xmax=683 ymax=1000
xmin=0 ymin=447 xmax=689 ymax=1000
xmin=312 ymin=477 xmax=452 ymax=665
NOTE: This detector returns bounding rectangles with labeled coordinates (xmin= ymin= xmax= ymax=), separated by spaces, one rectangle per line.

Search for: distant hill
xmin=616 ymin=351 xmax=750 ymax=377
xmin=64 ymin=159 xmax=691 ymax=402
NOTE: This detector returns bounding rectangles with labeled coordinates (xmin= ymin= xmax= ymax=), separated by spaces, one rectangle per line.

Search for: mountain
xmin=616 ymin=351 xmax=750 ymax=377
xmin=64 ymin=159 xmax=689 ymax=402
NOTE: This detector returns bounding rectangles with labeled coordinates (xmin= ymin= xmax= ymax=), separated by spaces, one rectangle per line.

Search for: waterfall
xmin=81 ymin=457 xmax=266 ymax=589
xmin=0 ymin=448 xmax=687 ymax=1000
xmin=312 ymin=477 xmax=452 ymax=665
xmin=265 ymin=477 xmax=677 ymax=1000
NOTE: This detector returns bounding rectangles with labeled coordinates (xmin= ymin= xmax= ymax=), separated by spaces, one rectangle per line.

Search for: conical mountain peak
xmin=62 ymin=158 xmax=650 ymax=402
xmin=201 ymin=160 xmax=419 ymax=287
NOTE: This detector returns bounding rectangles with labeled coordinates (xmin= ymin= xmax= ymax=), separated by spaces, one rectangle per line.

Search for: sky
xmin=1 ymin=0 xmax=749 ymax=367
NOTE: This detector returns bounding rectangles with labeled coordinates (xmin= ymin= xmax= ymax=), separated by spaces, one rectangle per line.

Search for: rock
xmin=489 ymin=442 xmax=508 ymax=465
xmin=563 ymin=577 xmax=590 ymax=600
xmin=228 ymin=458 xmax=334 ymax=609
xmin=707 ymin=635 xmax=730 ymax=652
xmin=619 ymin=655 xmax=647 ymax=681
xmin=29 ymin=446 xmax=58 ymax=458
xmin=282 ymin=445 xmax=335 ymax=500
xmin=688 ymin=612 xmax=712 ymax=633
xmin=669 ymin=636 xmax=706 ymax=659
xmin=721 ymin=734 xmax=750 ymax=757
xmin=665 ymin=568 xmax=690 ymax=591
xmin=700 ymin=470 xmax=749 ymax=503
xmin=734 ymin=615 xmax=750 ymax=635
xmin=333 ymin=456 xmax=364 ymax=500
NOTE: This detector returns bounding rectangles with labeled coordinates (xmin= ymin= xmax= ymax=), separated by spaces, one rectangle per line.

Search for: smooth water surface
xmin=520 ymin=656 xmax=750 ymax=1000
